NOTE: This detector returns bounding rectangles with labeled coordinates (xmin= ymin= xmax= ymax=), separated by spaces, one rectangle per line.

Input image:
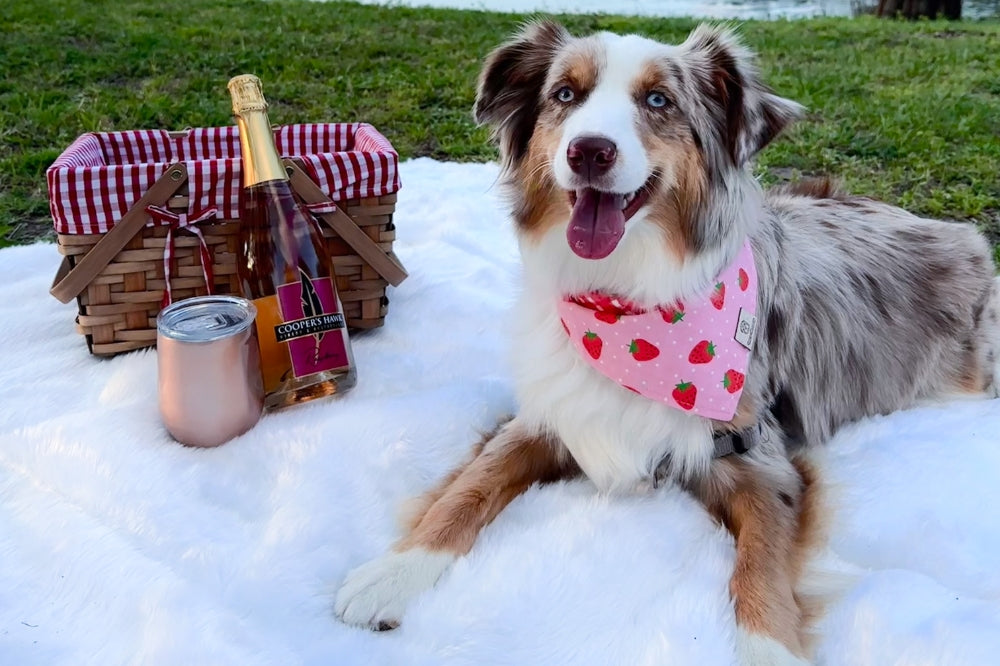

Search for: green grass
xmin=2 ymin=0 xmax=1000 ymax=248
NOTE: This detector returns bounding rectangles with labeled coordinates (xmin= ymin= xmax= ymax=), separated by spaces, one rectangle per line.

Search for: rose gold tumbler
xmin=157 ymin=296 xmax=264 ymax=447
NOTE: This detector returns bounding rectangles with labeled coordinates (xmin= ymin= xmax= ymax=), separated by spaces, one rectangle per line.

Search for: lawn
xmin=2 ymin=0 xmax=999 ymax=249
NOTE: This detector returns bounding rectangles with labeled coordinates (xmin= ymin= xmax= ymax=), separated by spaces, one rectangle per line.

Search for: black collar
xmin=712 ymin=426 xmax=759 ymax=457
xmin=652 ymin=425 xmax=760 ymax=488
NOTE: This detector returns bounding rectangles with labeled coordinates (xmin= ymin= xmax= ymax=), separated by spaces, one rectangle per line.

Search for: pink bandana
xmin=558 ymin=242 xmax=758 ymax=420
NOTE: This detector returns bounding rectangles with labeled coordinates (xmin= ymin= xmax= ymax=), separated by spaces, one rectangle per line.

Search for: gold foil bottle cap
xmin=228 ymin=74 xmax=269 ymax=114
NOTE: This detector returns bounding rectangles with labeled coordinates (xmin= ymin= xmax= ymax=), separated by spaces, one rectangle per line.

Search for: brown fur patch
xmin=398 ymin=417 xmax=521 ymax=532
xmin=697 ymin=457 xmax=809 ymax=657
xmin=398 ymin=441 xmax=486 ymax=535
xmin=673 ymin=146 xmax=708 ymax=257
xmin=630 ymin=61 xmax=671 ymax=102
xmin=639 ymin=135 xmax=704 ymax=261
xmin=790 ymin=457 xmax=828 ymax=655
xmin=957 ymin=364 xmax=986 ymax=393
xmin=627 ymin=62 xmax=710 ymax=257
xmin=955 ymin=349 xmax=990 ymax=394
xmin=773 ymin=177 xmax=846 ymax=201
xmin=555 ymin=46 xmax=600 ymax=97
xmin=395 ymin=425 xmax=577 ymax=555
xmin=511 ymin=122 xmax=572 ymax=239
xmin=713 ymin=392 xmax=759 ymax=433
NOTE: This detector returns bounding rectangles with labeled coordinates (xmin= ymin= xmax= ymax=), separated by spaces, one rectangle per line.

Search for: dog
xmin=334 ymin=21 xmax=1000 ymax=664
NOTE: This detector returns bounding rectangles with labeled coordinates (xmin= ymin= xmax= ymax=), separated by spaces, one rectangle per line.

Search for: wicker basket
xmin=48 ymin=124 xmax=407 ymax=356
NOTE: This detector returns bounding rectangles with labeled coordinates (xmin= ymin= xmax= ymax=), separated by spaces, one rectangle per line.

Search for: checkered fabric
xmin=46 ymin=123 xmax=400 ymax=235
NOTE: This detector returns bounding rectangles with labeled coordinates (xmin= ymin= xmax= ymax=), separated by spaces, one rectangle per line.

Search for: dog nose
xmin=567 ymin=136 xmax=617 ymax=178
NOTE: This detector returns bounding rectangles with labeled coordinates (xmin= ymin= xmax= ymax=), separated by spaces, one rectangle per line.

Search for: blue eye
xmin=646 ymin=91 xmax=669 ymax=109
xmin=555 ymin=86 xmax=575 ymax=103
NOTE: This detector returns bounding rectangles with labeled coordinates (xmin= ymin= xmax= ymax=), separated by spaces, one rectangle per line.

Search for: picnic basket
xmin=47 ymin=123 xmax=407 ymax=356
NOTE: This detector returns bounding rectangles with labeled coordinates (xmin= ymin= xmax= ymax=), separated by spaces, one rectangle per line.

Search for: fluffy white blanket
xmin=2 ymin=159 xmax=999 ymax=665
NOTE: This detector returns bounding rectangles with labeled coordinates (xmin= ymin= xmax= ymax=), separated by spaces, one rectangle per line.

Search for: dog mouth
xmin=566 ymin=175 xmax=656 ymax=260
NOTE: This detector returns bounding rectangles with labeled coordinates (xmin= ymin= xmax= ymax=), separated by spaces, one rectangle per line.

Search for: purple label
xmin=275 ymin=274 xmax=349 ymax=377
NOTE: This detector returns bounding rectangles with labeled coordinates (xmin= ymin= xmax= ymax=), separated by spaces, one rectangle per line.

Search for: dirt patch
xmin=3 ymin=219 xmax=55 ymax=246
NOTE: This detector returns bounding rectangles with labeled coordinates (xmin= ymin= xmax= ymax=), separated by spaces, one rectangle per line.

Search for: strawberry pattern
xmin=557 ymin=241 xmax=758 ymax=420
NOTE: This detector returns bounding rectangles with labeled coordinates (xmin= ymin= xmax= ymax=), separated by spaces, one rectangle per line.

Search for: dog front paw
xmin=334 ymin=547 xmax=456 ymax=630
xmin=736 ymin=629 xmax=811 ymax=666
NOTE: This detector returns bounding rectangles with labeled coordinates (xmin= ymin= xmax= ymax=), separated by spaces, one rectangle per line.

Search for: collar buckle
xmin=651 ymin=424 xmax=762 ymax=488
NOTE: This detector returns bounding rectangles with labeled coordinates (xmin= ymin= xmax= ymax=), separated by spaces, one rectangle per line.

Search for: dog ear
xmin=474 ymin=21 xmax=569 ymax=170
xmin=682 ymin=24 xmax=803 ymax=167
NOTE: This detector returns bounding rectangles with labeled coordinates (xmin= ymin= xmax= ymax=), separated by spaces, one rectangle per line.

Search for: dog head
xmin=474 ymin=22 xmax=802 ymax=261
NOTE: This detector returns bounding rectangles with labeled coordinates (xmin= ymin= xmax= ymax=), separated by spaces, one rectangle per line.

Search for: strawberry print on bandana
xmin=557 ymin=241 xmax=758 ymax=420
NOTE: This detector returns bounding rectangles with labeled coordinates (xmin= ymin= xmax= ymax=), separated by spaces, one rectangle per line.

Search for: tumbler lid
xmin=157 ymin=295 xmax=256 ymax=343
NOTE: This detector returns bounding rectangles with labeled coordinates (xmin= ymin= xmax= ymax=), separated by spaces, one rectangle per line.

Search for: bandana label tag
xmin=734 ymin=308 xmax=757 ymax=351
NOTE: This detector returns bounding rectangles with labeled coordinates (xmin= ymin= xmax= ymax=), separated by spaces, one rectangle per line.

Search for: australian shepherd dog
xmin=335 ymin=21 xmax=1000 ymax=664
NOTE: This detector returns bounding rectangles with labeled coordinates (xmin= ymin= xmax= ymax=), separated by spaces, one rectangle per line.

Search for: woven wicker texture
xmin=56 ymin=190 xmax=398 ymax=356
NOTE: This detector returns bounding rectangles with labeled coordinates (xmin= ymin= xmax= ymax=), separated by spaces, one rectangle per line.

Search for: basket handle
xmin=285 ymin=158 xmax=408 ymax=287
xmin=50 ymin=163 xmax=191 ymax=304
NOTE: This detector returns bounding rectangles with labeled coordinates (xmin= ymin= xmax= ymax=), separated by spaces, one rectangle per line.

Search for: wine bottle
xmin=228 ymin=74 xmax=356 ymax=410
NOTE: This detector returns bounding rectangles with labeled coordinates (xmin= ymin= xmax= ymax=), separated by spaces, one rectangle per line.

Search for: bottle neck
xmin=235 ymin=110 xmax=288 ymax=187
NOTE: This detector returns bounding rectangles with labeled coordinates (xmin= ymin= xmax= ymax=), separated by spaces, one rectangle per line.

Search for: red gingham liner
xmin=46 ymin=123 xmax=401 ymax=235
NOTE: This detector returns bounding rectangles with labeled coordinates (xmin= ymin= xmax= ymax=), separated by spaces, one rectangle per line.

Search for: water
xmin=348 ymin=0 xmax=1000 ymax=19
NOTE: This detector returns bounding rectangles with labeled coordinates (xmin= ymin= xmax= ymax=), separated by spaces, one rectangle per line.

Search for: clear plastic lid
xmin=157 ymin=295 xmax=256 ymax=343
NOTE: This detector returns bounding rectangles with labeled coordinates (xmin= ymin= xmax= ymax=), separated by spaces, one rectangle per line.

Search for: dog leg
xmin=697 ymin=444 xmax=814 ymax=665
xmin=335 ymin=419 xmax=573 ymax=630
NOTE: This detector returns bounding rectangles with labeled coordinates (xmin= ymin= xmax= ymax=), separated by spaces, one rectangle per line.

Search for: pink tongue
xmin=567 ymin=188 xmax=626 ymax=259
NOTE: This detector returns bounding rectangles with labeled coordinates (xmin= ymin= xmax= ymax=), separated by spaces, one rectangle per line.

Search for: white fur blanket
xmin=2 ymin=158 xmax=999 ymax=665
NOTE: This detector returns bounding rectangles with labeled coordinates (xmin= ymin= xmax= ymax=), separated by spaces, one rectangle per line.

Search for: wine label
xmin=276 ymin=275 xmax=349 ymax=378
xmin=252 ymin=274 xmax=349 ymax=393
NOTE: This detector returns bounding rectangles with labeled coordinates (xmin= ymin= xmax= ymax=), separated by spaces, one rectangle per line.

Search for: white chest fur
xmin=508 ymin=253 xmax=718 ymax=491
xmin=505 ymin=214 xmax=747 ymax=492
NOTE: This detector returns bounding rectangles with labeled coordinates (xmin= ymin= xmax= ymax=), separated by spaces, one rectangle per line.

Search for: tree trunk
xmin=876 ymin=0 xmax=962 ymax=18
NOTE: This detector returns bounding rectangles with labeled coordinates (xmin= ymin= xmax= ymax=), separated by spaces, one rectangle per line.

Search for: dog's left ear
xmin=682 ymin=24 xmax=803 ymax=167
xmin=474 ymin=21 xmax=570 ymax=170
